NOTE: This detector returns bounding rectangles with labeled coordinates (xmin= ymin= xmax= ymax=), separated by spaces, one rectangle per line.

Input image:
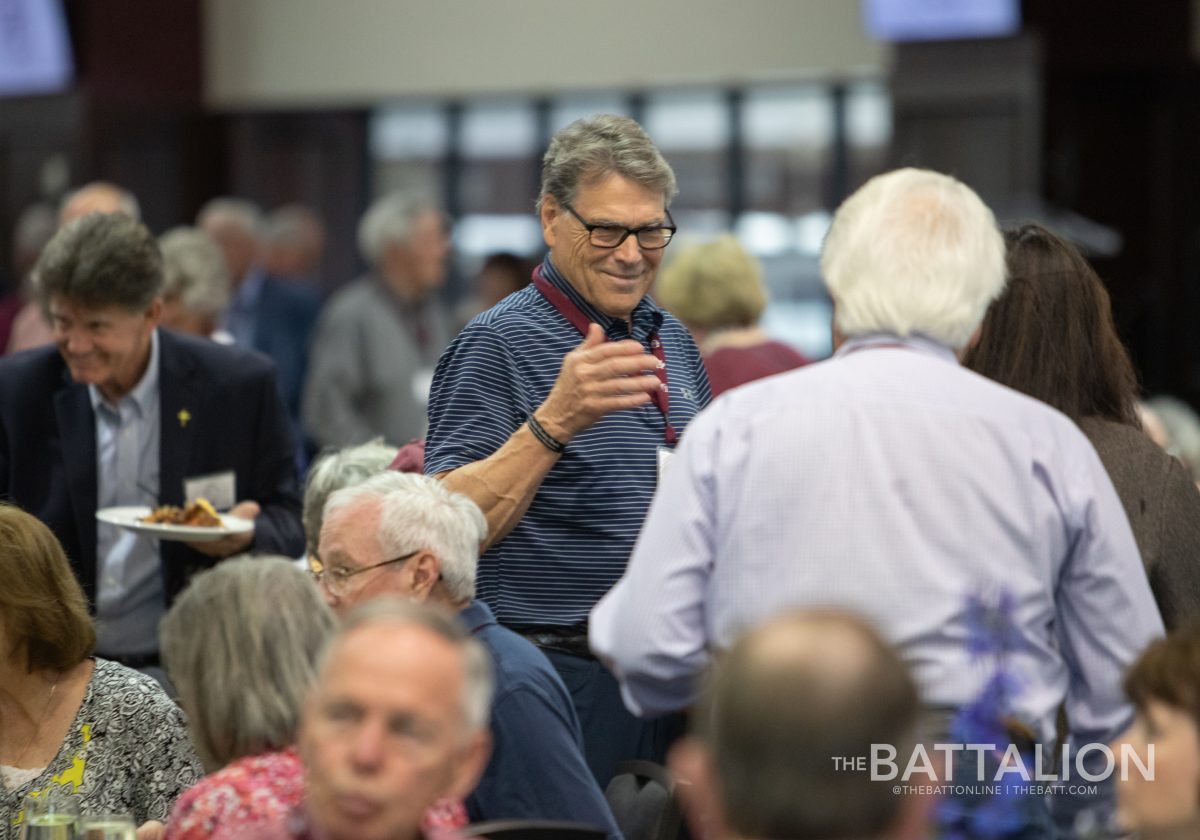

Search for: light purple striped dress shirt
xmin=591 ymin=334 xmax=1165 ymax=748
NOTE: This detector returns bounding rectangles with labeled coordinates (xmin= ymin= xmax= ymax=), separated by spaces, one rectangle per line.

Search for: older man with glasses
xmin=424 ymin=114 xmax=712 ymax=785
xmin=314 ymin=471 xmax=621 ymax=837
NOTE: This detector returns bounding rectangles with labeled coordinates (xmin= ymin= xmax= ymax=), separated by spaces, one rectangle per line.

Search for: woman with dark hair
xmin=964 ymin=224 xmax=1200 ymax=628
xmin=0 ymin=503 xmax=201 ymax=838
xmin=1111 ymin=625 xmax=1200 ymax=837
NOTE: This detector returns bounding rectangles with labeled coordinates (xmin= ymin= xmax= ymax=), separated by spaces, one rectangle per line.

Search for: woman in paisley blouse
xmin=0 ymin=503 xmax=203 ymax=840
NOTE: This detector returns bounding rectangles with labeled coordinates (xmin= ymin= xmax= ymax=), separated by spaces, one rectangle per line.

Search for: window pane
xmin=454 ymin=214 xmax=543 ymax=258
xmin=550 ymin=93 xmax=629 ymax=134
xmin=644 ymin=90 xmax=728 ymax=151
xmin=370 ymin=104 xmax=447 ymax=203
xmin=742 ymin=86 xmax=834 ymax=215
xmin=461 ymin=99 xmax=537 ymax=158
xmin=845 ymin=80 xmax=892 ymax=192
xmin=461 ymin=98 xmax=538 ymax=215
xmin=371 ymin=104 xmax=446 ymax=159
xmin=644 ymin=89 xmax=728 ymax=212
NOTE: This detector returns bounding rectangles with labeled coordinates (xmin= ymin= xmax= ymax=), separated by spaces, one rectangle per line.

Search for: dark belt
xmin=101 ymin=650 xmax=161 ymax=670
xmin=516 ymin=626 xmax=594 ymax=660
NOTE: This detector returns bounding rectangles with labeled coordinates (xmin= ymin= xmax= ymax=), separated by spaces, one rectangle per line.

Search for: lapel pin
xmin=178 ymin=409 xmax=192 ymax=428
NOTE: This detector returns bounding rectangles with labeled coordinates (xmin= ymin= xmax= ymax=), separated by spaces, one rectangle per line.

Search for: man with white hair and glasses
xmin=592 ymin=167 xmax=1164 ymax=836
xmin=315 ymin=471 xmax=621 ymax=837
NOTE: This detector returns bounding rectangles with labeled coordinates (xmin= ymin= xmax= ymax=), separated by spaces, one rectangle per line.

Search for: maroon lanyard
xmin=533 ymin=266 xmax=677 ymax=445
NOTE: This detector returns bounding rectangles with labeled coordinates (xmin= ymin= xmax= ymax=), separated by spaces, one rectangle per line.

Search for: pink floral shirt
xmin=165 ymin=749 xmax=305 ymax=840
xmin=165 ymin=748 xmax=466 ymax=840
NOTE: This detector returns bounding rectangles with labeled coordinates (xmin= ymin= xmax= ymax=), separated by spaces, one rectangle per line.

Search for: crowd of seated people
xmin=4 ymin=112 xmax=1200 ymax=840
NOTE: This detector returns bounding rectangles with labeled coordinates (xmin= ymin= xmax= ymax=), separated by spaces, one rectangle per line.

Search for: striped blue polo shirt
xmin=425 ymin=257 xmax=711 ymax=628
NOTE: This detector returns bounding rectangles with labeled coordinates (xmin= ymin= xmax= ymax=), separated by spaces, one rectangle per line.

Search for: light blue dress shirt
xmin=92 ymin=330 xmax=162 ymax=656
xmin=591 ymin=334 xmax=1165 ymax=751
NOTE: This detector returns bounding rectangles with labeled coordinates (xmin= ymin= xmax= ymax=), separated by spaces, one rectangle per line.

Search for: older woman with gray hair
xmin=157 ymin=226 xmax=232 ymax=340
xmin=161 ymin=556 xmax=335 ymax=840
xmin=302 ymin=438 xmax=400 ymax=562
xmin=656 ymin=234 xmax=808 ymax=396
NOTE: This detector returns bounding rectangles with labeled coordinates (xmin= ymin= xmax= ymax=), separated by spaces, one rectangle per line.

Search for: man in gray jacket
xmin=303 ymin=192 xmax=451 ymax=448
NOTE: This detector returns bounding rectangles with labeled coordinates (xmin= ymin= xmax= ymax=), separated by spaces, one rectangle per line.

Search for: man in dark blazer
xmin=0 ymin=212 xmax=304 ymax=668
xmin=198 ymin=197 xmax=321 ymax=427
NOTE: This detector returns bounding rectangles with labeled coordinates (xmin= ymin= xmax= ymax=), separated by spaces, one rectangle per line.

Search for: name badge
xmin=656 ymin=445 xmax=675 ymax=485
xmin=184 ymin=470 xmax=236 ymax=510
xmin=412 ymin=367 xmax=435 ymax=406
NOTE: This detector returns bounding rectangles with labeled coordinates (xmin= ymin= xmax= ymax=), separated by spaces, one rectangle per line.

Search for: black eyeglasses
xmin=563 ymin=203 xmax=676 ymax=250
xmin=310 ymin=549 xmax=420 ymax=597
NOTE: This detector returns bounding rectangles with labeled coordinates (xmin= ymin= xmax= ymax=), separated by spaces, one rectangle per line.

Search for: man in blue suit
xmin=0 ymin=212 xmax=305 ymax=669
xmin=198 ymin=197 xmax=321 ymax=433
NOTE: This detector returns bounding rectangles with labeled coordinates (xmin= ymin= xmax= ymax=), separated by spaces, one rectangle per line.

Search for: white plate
xmin=95 ymin=506 xmax=253 ymax=543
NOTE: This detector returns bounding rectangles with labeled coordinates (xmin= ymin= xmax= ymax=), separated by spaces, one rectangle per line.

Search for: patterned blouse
xmin=1 ymin=658 xmax=204 ymax=839
xmin=164 ymin=749 xmax=303 ymax=840
xmin=164 ymin=748 xmax=468 ymax=840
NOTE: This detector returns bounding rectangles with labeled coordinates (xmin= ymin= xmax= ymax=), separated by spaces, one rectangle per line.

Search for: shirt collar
xmin=88 ymin=328 xmax=160 ymax=416
xmin=541 ymin=256 xmax=664 ymax=340
xmin=459 ymin=599 xmax=496 ymax=634
xmin=835 ymin=332 xmax=959 ymax=365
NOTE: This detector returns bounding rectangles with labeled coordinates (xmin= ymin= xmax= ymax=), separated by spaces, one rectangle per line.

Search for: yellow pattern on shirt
xmin=9 ymin=724 xmax=92 ymax=829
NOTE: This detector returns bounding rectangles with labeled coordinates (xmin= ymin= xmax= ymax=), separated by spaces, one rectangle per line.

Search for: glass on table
xmin=20 ymin=791 xmax=79 ymax=840
xmin=78 ymin=815 xmax=136 ymax=840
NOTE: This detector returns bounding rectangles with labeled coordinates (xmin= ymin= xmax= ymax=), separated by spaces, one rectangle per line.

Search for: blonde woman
xmin=656 ymin=235 xmax=807 ymax=396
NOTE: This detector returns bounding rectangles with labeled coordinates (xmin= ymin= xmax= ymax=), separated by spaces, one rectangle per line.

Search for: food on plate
xmin=142 ymin=498 xmax=222 ymax=527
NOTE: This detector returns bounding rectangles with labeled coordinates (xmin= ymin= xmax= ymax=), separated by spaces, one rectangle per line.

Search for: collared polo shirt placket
xmin=426 ymin=257 xmax=712 ymax=628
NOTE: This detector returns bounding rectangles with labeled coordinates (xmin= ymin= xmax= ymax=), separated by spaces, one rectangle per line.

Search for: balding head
xmin=300 ymin=599 xmax=491 ymax=840
xmin=673 ymin=610 xmax=926 ymax=840
xmin=59 ymin=182 xmax=141 ymax=227
xmin=264 ymin=203 xmax=325 ymax=279
xmin=197 ymin=197 xmax=265 ymax=287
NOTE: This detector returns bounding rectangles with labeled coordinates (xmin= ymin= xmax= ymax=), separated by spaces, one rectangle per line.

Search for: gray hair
xmin=196 ymin=197 xmax=264 ymax=237
xmin=158 ymin=226 xmax=232 ymax=319
xmin=538 ymin=114 xmax=677 ymax=214
xmin=160 ymin=556 xmax=336 ymax=772
xmin=323 ymin=471 xmax=485 ymax=604
xmin=12 ymin=203 xmax=57 ymax=276
xmin=357 ymin=192 xmax=437 ymax=266
xmin=821 ymin=167 xmax=1007 ymax=350
xmin=265 ymin=204 xmax=323 ymax=246
xmin=695 ymin=609 xmax=919 ymax=839
xmin=323 ymin=597 xmax=493 ymax=732
xmin=304 ymin=438 xmax=400 ymax=557
xmin=33 ymin=213 xmax=162 ymax=311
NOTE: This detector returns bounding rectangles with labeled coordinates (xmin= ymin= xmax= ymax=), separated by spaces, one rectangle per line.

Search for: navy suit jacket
xmin=253 ymin=276 xmax=321 ymax=423
xmin=0 ymin=329 xmax=305 ymax=606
